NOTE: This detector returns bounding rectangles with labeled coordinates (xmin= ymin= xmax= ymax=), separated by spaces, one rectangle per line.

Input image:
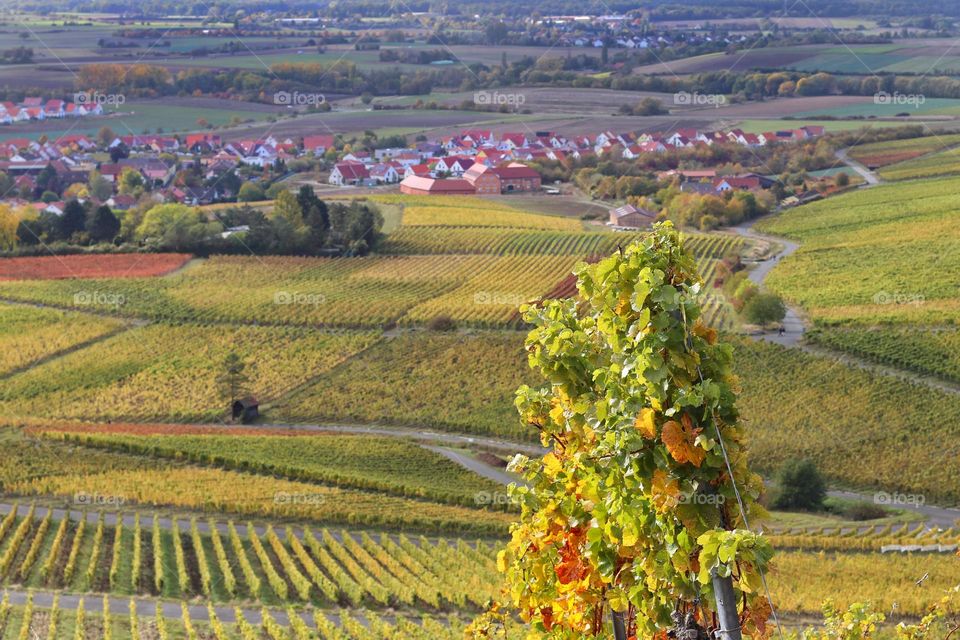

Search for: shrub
xmin=742 ymin=292 xmax=786 ymax=326
xmin=427 ymin=315 xmax=457 ymax=331
xmin=774 ymin=459 xmax=827 ymax=511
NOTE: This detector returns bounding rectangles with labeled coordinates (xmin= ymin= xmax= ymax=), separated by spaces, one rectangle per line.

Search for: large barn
xmin=399 ymin=175 xmax=477 ymax=195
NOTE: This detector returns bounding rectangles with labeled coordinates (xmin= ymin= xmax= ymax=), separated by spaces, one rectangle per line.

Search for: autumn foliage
xmin=480 ymin=223 xmax=772 ymax=638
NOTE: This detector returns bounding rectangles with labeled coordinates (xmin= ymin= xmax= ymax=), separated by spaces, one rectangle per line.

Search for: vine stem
xmin=680 ymin=300 xmax=785 ymax=640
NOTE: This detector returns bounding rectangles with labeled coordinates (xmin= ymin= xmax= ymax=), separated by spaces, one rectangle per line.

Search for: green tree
xmin=86 ymin=205 xmax=120 ymax=243
xmin=135 ymin=204 xmax=222 ymax=251
xmin=237 ymin=183 xmax=265 ymax=202
xmin=57 ymin=200 xmax=87 ymax=241
xmin=773 ymin=459 xmax=826 ymax=511
xmin=216 ymin=352 xmax=251 ymax=412
xmin=88 ymin=170 xmax=113 ymax=201
xmin=118 ymin=168 xmax=144 ymax=197
xmin=475 ymin=223 xmax=772 ymax=638
xmin=741 ymin=292 xmax=787 ymax=326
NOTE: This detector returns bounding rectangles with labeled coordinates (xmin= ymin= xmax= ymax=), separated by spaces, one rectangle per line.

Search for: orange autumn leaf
xmin=555 ymin=532 xmax=590 ymax=585
xmin=635 ymin=408 xmax=658 ymax=439
xmin=742 ymin=597 xmax=773 ymax=638
xmin=540 ymin=606 xmax=554 ymax=630
xmin=651 ymin=469 xmax=681 ymax=512
xmin=661 ymin=415 xmax=705 ymax=467
xmin=692 ymin=319 xmax=718 ymax=345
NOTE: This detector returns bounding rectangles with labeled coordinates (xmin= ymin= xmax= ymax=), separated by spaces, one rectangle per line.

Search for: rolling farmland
xmin=755 ymin=175 xmax=960 ymax=386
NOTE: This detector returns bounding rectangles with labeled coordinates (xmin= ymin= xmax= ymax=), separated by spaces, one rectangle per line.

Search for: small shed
xmin=232 ymin=397 xmax=260 ymax=424
xmin=608 ymin=204 xmax=658 ymax=229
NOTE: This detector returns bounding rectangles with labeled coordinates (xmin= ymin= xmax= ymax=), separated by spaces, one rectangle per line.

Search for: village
xmin=0 ymin=96 xmax=106 ymax=124
xmin=0 ymin=122 xmax=825 ymax=226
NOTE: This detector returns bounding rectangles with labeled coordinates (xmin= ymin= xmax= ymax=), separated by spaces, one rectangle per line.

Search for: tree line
xmin=4 ymin=186 xmax=383 ymax=257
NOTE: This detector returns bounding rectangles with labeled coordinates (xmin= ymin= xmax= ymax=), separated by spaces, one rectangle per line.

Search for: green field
xmin=756 ymin=173 xmax=960 ymax=396
xmin=793 ymin=97 xmax=960 ymax=118
xmin=0 ymin=104 xmax=279 ymax=143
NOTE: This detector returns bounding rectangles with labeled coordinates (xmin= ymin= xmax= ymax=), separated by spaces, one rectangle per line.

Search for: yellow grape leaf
xmin=543 ymin=453 xmax=563 ymax=476
xmin=634 ymin=408 xmax=658 ymax=439
xmin=622 ymin=520 xmax=639 ymax=547
xmin=661 ymin=418 xmax=705 ymax=467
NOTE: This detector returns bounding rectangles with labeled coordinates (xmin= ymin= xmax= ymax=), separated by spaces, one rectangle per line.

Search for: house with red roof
xmin=44 ymin=100 xmax=65 ymax=117
xmin=302 ymin=135 xmax=334 ymax=155
xmin=403 ymin=164 xmax=431 ymax=179
xmin=499 ymin=133 xmax=528 ymax=150
xmin=329 ymin=162 xmax=370 ymax=186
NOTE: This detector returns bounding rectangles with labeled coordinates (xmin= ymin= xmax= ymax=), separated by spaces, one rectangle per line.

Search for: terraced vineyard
xmin=0 ymin=429 xmax=509 ymax=535
xmin=32 ymin=425 xmax=504 ymax=508
xmin=847 ymin=133 xmax=960 ymax=168
xmin=808 ymin=325 xmax=960 ymax=384
xmin=756 ymin=176 xmax=960 ymax=383
xmin=0 ymin=504 xmax=500 ymax=610
xmin=0 ymin=305 xmax=126 ymax=378
xmin=0 ymin=324 xmax=379 ymax=422
xmin=878 ymin=145 xmax=960 ymax=181
xmin=0 ymin=194 xmax=766 ymax=635
xmin=734 ymin=339 xmax=960 ymax=503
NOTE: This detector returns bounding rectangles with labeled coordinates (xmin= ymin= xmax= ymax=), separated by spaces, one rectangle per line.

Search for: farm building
xmin=492 ymin=163 xmax=542 ymax=192
xmin=232 ymin=397 xmax=260 ymax=424
xmin=399 ymin=175 xmax=477 ymax=195
xmin=463 ymin=164 xmax=501 ymax=195
xmin=608 ymin=204 xmax=659 ymax=229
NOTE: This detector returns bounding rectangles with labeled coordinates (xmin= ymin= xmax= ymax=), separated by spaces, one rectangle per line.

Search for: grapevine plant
xmin=478 ymin=223 xmax=773 ymax=638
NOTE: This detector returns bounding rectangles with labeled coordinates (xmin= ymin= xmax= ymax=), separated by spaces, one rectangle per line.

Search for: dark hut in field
xmin=232 ymin=397 xmax=260 ymax=424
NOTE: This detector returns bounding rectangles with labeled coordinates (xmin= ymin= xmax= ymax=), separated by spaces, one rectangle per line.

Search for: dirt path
xmin=835 ymin=148 xmax=882 ymax=186
xmin=731 ymin=216 xmax=960 ymax=395
xmin=423 ymin=445 xmax=521 ymax=486
xmin=730 ymin=222 xmax=805 ymax=347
